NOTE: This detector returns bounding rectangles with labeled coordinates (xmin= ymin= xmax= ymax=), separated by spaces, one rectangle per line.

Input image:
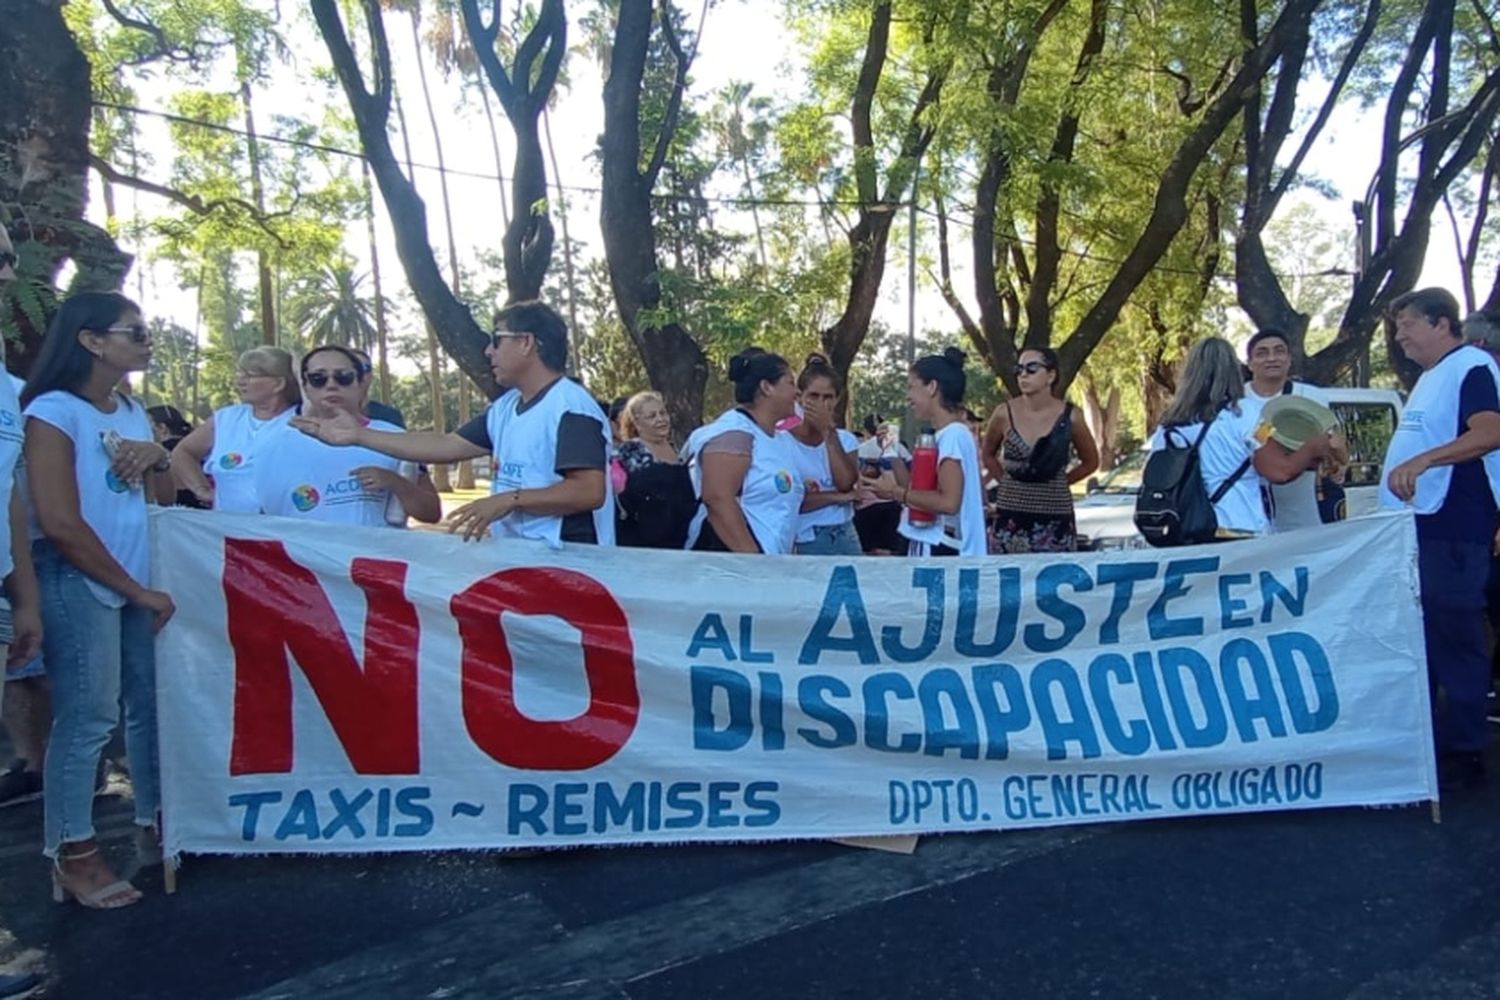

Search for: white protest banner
xmin=153 ymin=508 xmax=1436 ymax=858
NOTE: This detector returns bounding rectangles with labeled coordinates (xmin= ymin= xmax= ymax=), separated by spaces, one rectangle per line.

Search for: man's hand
xmin=1386 ymin=454 xmax=1431 ymax=503
xmin=9 ymin=601 xmax=40 ymax=666
xmin=292 ymin=411 xmax=363 ymax=446
xmin=445 ymin=492 xmax=517 ymax=542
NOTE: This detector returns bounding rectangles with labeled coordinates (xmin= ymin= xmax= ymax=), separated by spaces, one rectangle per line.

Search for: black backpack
xmin=1134 ymin=421 xmax=1252 ymax=547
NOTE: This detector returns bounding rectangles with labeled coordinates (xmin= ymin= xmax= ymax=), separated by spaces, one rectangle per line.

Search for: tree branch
xmin=459 ymin=0 xmax=519 ymax=111
xmin=642 ymin=0 xmax=697 ymax=190
xmin=90 ymin=155 xmax=290 ymax=248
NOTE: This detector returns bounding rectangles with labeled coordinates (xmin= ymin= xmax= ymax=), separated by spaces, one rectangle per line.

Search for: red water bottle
xmin=907 ymin=427 xmax=938 ymax=524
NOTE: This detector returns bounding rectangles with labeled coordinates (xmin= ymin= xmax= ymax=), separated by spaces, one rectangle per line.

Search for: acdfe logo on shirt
xmin=774 ymin=470 xmax=794 ymax=494
xmin=291 ymin=485 xmax=321 ymax=511
xmin=219 ymin=452 xmax=246 ymax=470
xmin=497 ymin=459 xmax=525 ymax=481
xmin=803 ymin=478 xmax=822 ymax=493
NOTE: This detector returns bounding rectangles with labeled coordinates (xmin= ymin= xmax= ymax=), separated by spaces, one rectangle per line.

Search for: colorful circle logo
xmin=774 ymin=470 xmax=794 ymax=494
xmin=104 ymin=469 xmax=130 ymax=494
xmin=291 ymin=485 xmax=320 ymax=512
xmin=219 ymin=452 xmax=245 ymax=470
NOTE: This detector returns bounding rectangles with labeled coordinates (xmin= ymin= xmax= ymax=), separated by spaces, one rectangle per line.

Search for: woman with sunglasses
xmin=981 ymin=347 xmax=1099 ymax=553
xmin=865 ymin=348 xmax=987 ymax=556
xmin=684 ymin=348 xmax=804 ymax=554
xmin=22 ymin=293 xmax=176 ymax=909
xmin=171 ymin=346 xmax=300 ymax=512
xmin=254 ymin=346 xmax=440 ymax=526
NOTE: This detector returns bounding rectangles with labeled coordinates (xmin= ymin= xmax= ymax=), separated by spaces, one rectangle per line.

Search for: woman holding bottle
xmin=866 ymin=347 xmax=987 ymax=556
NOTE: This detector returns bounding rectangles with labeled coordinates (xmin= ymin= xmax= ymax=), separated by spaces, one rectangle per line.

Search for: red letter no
xmin=451 ymin=567 xmax=639 ymax=770
xmin=225 ymin=540 xmax=419 ymax=775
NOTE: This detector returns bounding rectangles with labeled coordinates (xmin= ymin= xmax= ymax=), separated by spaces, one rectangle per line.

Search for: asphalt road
xmin=2 ymin=747 xmax=1500 ymax=999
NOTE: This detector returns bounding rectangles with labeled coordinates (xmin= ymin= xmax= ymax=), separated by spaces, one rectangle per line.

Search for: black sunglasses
xmin=1012 ymin=360 xmax=1053 ymax=376
xmin=304 ymin=369 xmax=360 ymax=388
xmin=0 ymin=251 xmax=16 ymax=271
xmin=102 ymin=323 xmax=150 ymax=344
xmin=489 ymin=329 xmax=530 ymax=349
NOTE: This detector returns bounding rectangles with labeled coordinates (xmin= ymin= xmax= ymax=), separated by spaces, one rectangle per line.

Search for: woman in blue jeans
xmin=22 ymin=293 xmax=175 ymax=910
xmin=789 ymin=354 xmax=862 ymax=555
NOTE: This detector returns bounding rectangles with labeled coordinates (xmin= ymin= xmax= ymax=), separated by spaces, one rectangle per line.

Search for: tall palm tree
xmin=289 ymin=261 xmax=380 ymax=350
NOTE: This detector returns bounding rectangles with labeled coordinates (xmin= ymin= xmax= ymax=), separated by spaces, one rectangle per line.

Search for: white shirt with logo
xmin=253 ymin=418 xmax=405 ymax=527
xmin=23 ymin=391 xmax=152 ymax=607
xmin=790 ymin=429 xmax=859 ymax=542
xmin=1242 ymin=381 xmax=1331 ymax=531
xmin=898 ymin=422 xmax=988 ymax=556
xmin=684 ymin=409 xmax=805 ymax=555
xmin=1380 ymin=346 xmax=1500 ymax=513
xmin=485 ymin=378 xmax=616 ymax=547
xmin=205 ymin=402 xmax=295 ymax=513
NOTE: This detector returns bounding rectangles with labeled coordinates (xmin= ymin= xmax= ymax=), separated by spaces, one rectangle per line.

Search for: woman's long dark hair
xmin=21 ymin=292 xmax=139 ymax=408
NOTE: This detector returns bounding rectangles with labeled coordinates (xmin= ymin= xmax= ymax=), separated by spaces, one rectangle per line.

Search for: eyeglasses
xmin=1012 ymin=361 xmax=1053 ymax=376
xmin=0 ymin=252 xmax=16 ymax=270
xmin=489 ymin=330 xmax=530 ymax=349
xmin=236 ymin=369 xmax=275 ymax=379
xmin=103 ymin=323 xmax=151 ymax=344
xmin=304 ymin=370 xmax=359 ymax=388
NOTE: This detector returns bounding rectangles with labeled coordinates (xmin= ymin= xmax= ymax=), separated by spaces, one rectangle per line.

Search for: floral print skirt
xmin=989 ymin=509 xmax=1077 ymax=554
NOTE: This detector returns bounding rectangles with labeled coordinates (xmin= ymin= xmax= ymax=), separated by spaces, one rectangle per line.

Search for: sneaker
xmin=0 ymin=760 xmax=42 ymax=808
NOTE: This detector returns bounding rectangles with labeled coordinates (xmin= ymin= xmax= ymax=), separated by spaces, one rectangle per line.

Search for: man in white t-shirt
xmin=293 ymin=300 xmax=613 ymax=546
xmin=1241 ymin=328 xmax=1347 ymax=531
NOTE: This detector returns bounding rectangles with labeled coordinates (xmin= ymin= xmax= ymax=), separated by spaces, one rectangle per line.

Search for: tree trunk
xmin=458 ymin=0 xmax=563 ymax=304
xmin=311 ymin=0 xmax=495 ymax=398
xmin=820 ymin=0 xmax=945 ymax=422
xmin=393 ymin=85 xmax=452 ymax=492
xmin=1080 ymin=378 xmax=1120 ymax=472
xmin=408 ymin=10 xmax=473 ymax=489
xmin=241 ymin=81 xmax=278 ymax=346
xmin=599 ymin=0 xmax=708 ymax=434
xmin=361 ymin=163 xmax=393 ymax=403
xmin=543 ymin=107 xmax=582 ymax=340
xmin=0 ymin=0 xmax=131 ymax=374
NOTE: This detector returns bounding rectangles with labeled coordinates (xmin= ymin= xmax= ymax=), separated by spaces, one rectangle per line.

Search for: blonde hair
xmin=238 ymin=346 xmax=301 ymax=407
xmin=620 ymin=390 xmax=665 ymax=439
xmin=1161 ymin=337 xmax=1243 ymax=427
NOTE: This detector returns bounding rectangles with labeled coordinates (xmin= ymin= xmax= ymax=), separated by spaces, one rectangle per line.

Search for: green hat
xmin=1259 ymin=394 xmax=1337 ymax=450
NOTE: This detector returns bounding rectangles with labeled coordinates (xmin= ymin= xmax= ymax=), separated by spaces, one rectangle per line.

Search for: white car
xmin=1075 ymin=387 xmax=1405 ymax=550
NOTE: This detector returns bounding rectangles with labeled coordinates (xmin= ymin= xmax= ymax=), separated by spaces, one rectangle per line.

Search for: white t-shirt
xmin=0 ymin=375 xmax=24 ymax=581
xmin=206 ymin=402 xmax=295 ymax=513
xmin=857 ymin=436 xmax=912 ymax=466
xmin=1242 ymin=381 xmax=1331 ymax=532
xmin=23 ymin=391 xmax=153 ymax=607
xmin=253 ymin=418 xmax=405 ymax=527
xmin=684 ymin=409 xmax=806 ymax=555
xmin=898 ymin=422 xmax=987 ymax=556
xmin=482 ymin=377 xmax=616 ymax=547
xmin=791 ymin=429 xmax=859 ymax=541
xmin=1149 ymin=406 xmax=1267 ymax=535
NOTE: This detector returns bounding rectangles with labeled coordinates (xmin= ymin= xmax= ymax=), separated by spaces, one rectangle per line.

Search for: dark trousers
xmin=1420 ymin=538 xmax=1492 ymax=755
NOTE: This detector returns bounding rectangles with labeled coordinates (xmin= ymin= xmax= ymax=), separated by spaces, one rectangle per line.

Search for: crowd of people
xmin=1 ymin=216 xmax=1499 ymax=922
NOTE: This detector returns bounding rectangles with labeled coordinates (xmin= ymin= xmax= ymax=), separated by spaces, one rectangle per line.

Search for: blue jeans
xmin=796 ymin=520 xmax=863 ymax=556
xmin=35 ymin=540 xmax=158 ymax=855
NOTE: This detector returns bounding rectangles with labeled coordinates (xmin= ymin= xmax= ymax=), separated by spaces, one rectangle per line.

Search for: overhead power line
xmin=92 ymin=100 xmax=1357 ymax=283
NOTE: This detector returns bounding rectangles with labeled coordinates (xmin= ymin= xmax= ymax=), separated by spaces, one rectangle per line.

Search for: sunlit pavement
xmin=5 ymin=733 xmax=1500 ymax=998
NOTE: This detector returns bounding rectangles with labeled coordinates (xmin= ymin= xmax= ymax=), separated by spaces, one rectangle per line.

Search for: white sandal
xmin=51 ymin=847 xmax=141 ymax=909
